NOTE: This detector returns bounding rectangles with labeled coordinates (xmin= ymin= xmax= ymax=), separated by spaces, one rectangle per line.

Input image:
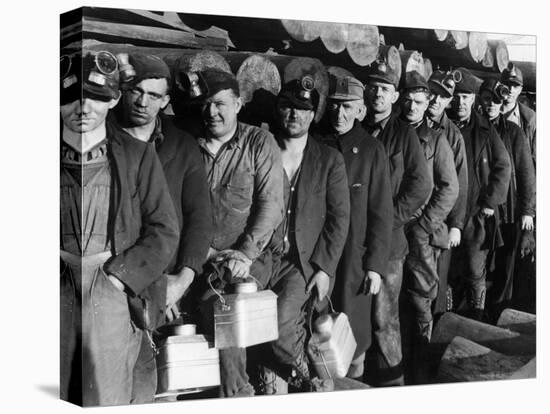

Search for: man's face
xmin=503 ymin=84 xmax=522 ymax=106
xmin=451 ymin=92 xmax=475 ymax=121
xmin=328 ymin=99 xmax=363 ymax=135
xmin=427 ymin=92 xmax=453 ymax=119
xmin=480 ymin=90 xmax=502 ymax=120
xmin=401 ymin=90 xmax=429 ymax=124
xmin=365 ymin=81 xmax=399 ymax=115
xmin=277 ymin=100 xmax=315 ymax=138
xmin=201 ymin=89 xmax=242 ymax=138
xmin=122 ymin=78 xmax=170 ymax=127
xmin=61 ymin=96 xmax=119 ymax=133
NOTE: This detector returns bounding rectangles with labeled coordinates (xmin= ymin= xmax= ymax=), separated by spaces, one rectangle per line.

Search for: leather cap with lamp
xmin=328 ymin=74 xmax=365 ymax=101
xmin=175 ymin=70 xmax=209 ymax=100
xmin=480 ymin=79 xmax=510 ymax=103
xmin=453 ymin=67 xmax=478 ymax=94
xmin=117 ymin=53 xmax=171 ymax=90
xmin=500 ymin=62 xmax=523 ymax=87
xmin=278 ymin=75 xmax=319 ymax=111
xmin=402 ymin=70 xmax=429 ymax=92
xmin=429 ymin=69 xmax=462 ymax=97
xmin=367 ymin=58 xmax=400 ymax=88
xmin=60 ymin=51 xmax=120 ymax=105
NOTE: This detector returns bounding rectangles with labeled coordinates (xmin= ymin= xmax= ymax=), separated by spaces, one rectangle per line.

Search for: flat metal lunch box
xmin=155 ymin=325 xmax=220 ymax=396
xmin=307 ymin=312 xmax=357 ymax=379
xmin=214 ymin=282 xmax=278 ymax=349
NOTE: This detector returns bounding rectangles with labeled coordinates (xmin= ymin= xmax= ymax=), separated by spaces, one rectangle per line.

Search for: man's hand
xmin=306 ymin=270 xmax=330 ymax=302
xmin=213 ymin=249 xmax=252 ymax=280
xmin=363 ymin=271 xmax=382 ymax=295
xmin=481 ymin=208 xmax=495 ymax=217
xmin=448 ymin=227 xmax=462 ymax=248
xmin=165 ymin=267 xmax=196 ymax=322
xmin=521 ymin=215 xmax=534 ymax=231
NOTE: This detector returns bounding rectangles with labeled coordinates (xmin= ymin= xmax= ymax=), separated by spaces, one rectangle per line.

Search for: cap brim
xmin=83 ymin=83 xmax=118 ymax=102
xmin=429 ymin=81 xmax=452 ymax=98
xmin=278 ymin=92 xmax=315 ymax=111
xmin=328 ymin=93 xmax=363 ymax=101
xmin=503 ymin=79 xmax=523 ymax=87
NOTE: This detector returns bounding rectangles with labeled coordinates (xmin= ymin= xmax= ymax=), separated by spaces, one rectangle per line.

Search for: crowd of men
xmin=60 ymin=49 xmax=536 ymax=406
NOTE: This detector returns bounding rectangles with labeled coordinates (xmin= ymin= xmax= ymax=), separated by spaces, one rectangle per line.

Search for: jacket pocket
xmin=225 ymin=170 xmax=254 ymax=213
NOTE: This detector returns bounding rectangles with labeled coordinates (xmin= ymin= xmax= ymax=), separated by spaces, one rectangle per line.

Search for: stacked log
xmin=431 ymin=312 xmax=535 ymax=358
xmin=496 ymin=309 xmax=536 ymax=336
xmin=400 ymin=50 xmax=426 ymax=80
xmin=437 ymin=337 xmax=531 ymax=383
xmin=487 ymin=40 xmax=510 ymax=72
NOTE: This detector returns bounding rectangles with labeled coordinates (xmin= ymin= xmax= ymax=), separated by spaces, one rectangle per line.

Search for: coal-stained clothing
xmin=60 ymin=125 xmax=179 ymax=406
xmin=487 ymin=115 xmax=535 ymax=310
xmin=405 ymin=120 xmax=458 ymax=306
xmin=503 ymin=102 xmax=536 ymax=168
xmin=321 ymin=121 xmax=393 ymax=359
xmin=363 ymin=113 xmax=432 ymax=260
xmin=266 ymin=136 xmax=350 ymax=373
xmin=427 ymin=111 xmax=469 ymax=231
xmin=197 ymin=122 xmax=284 ymax=260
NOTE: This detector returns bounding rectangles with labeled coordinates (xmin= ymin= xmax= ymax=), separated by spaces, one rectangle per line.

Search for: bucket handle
xmin=306 ymin=294 xmax=337 ymax=379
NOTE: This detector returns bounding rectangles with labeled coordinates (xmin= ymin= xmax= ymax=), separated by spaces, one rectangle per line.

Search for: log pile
xmin=431 ymin=309 xmax=536 ymax=384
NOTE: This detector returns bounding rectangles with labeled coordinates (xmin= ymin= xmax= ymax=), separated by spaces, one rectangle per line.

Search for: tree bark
xmin=496 ymin=308 xmax=536 ymax=336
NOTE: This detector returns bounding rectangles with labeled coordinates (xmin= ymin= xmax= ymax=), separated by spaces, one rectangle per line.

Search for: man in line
xmin=261 ymin=77 xmax=350 ymax=393
xmin=60 ymin=51 xmax=179 ymax=406
xmin=362 ymin=61 xmax=432 ymax=385
xmin=478 ymin=79 xmax=535 ymax=321
xmin=190 ymin=69 xmax=284 ymax=397
xmin=449 ymin=68 xmax=511 ymax=321
xmin=399 ymin=71 xmax=458 ymax=382
xmin=500 ymin=63 xmax=536 ymax=167
xmin=321 ymin=75 xmax=393 ymax=384
xmin=110 ymin=53 xmax=213 ymax=403
xmin=426 ymin=70 xmax=469 ymax=316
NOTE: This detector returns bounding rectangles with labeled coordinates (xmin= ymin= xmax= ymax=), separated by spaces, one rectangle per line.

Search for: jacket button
xmin=352 ymin=147 xmax=359 ymax=154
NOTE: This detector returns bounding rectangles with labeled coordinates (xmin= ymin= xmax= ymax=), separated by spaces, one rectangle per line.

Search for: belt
xmin=60 ymin=250 xmax=112 ymax=268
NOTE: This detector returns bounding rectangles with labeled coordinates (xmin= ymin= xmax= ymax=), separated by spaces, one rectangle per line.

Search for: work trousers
xmin=369 ymin=258 xmax=405 ymax=386
xmin=130 ymin=335 xmax=157 ymax=404
xmin=60 ymin=262 xmax=142 ymax=407
xmin=267 ymin=260 xmax=310 ymax=371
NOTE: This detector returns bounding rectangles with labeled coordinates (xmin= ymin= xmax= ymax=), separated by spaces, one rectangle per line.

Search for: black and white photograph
xmin=2 ymin=0 xmax=548 ymax=413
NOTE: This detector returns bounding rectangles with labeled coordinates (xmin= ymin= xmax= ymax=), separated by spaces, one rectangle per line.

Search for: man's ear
xmin=391 ymin=90 xmax=400 ymax=105
xmin=160 ymin=94 xmax=171 ymax=111
xmin=109 ymin=91 xmax=122 ymax=109
xmin=235 ymin=96 xmax=243 ymax=114
xmin=356 ymin=102 xmax=367 ymax=121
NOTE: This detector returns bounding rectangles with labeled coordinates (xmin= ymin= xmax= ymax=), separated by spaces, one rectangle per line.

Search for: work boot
xmin=466 ymin=284 xmax=486 ymax=322
xmin=411 ymin=319 xmax=433 ymax=385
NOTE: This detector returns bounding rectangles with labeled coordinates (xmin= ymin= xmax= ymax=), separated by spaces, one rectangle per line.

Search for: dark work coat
xmin=428 ymin=111 xmax=469 ymax=231
xmin=492 ymin=115 xmax=536 ymax=222
xmin=412 ymin=121 xmax=459 ymax=249
xmin=505 ymin=102 xmax=536 ymax=168
xmin=102 ymin=122 xmax=180 ymax=329
xmin=459 ymin=111 xmax=511 ymax=249
xmin=321 ymin=121 xmax=393 ymax=356
xmin=364 ymin=113 xmax=432 ymax=260
xmin=156 ymin=114 xmax=213 ymax=275
xmin=273 ymin=136 xmax=351 ymax=284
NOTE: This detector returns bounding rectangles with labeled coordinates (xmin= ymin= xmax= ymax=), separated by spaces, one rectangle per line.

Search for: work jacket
xmin=321 ymin=121 xmax=393 ymax=356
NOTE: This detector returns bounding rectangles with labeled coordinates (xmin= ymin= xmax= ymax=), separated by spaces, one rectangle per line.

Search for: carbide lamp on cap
xmin=60 ymin=55 xmax=77 ymax=90
xmin=116 ymin=53 xmax=136 ymax=83
xmin=298 ymin=75 xmax=315 ymax=100
xmin=495 ymin=82 xmax=510 ymax=99
xmin=176 ymin=71 xmax=207 ymax=99
xmin=507 ymin=62 xmax=517 ymax=78
xmin=88 ymin=50 xmax=118 ymax=87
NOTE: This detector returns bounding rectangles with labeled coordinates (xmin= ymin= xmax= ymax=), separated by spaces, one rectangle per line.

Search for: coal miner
xmin=259 ymin=76 xmax=350 ymax=394
xmin=60 ymin=51 xmax=179 ymax=406
xmin=320 ymin=74 xmax=393 ymax=384
xmin=448 ymin=67 xmax=511 ymax=321
xmin=191 ymin=69 xmax=284 ymax=397
xmin=500 ymin=63 xmax=536 ymax=167
xmin=478 ymin=78 xmax=535 ymax=321
xmin=362 ymin=60 xmax=432 ymax=385
xmin=110 ymin=52 xmax=213 ymax=403
xmin=426 ymin=70 xmax=469 ymax=316
xmin=399 ymin=71 xmax=458 ymax=382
